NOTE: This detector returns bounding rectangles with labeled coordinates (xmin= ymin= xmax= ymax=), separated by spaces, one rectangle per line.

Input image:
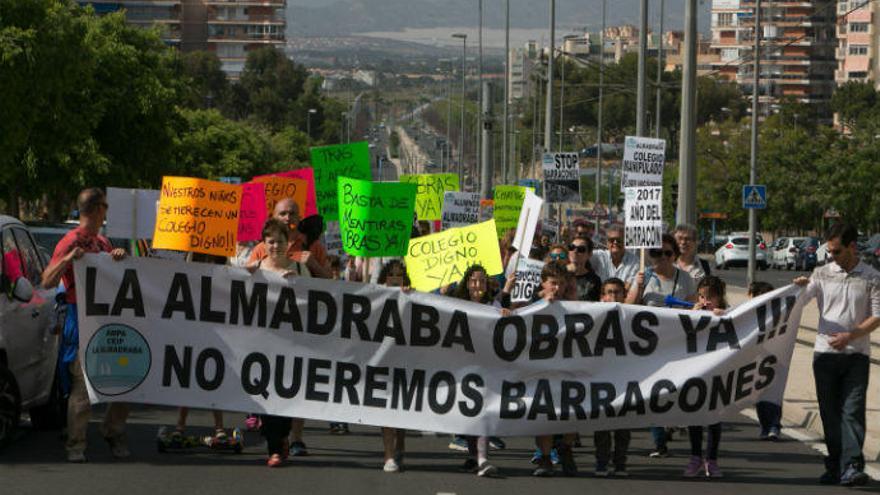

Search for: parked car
xmin=770 ymin=237 xmax=809 ymax=270
xmin=714 ymin=234 xmax=769 ymax=270
xmin=0 ymin=216 xmax=66 ymax=447
xmin=793 ymin=237 xmax=820 ymax=271
xmin=26 ymin=222 xmax=128 ymax=263
xmin=860 ymin=234 xmax=880 ymax=270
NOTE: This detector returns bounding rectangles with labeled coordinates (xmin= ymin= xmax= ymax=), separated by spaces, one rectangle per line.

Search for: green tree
xmin=831 ymin=81 xmax=878 ymax=131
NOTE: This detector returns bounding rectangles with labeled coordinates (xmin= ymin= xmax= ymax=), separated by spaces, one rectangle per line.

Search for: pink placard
xmin=238 ymin=182 xmax=267 ymax=242
xmin=254 ymin=167 xmax=318 ymax=217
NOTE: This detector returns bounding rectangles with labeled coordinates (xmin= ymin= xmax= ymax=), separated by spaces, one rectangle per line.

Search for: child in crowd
xmin=593 ymin=278 xmax=631 ymax=477
xmin=684 ymin=276 xmax=729 ymax=478
xmin=378 ymin=260 xmax=410 ymax=473
xmin=749 ymin=281 xmax=782 ymax=440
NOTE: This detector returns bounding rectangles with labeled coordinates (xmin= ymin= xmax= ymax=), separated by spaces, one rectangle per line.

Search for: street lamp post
xmin=452 ymin=33 xmax=468 ymax=190
xmin=307 ymin=108 xmax=317 ymax=142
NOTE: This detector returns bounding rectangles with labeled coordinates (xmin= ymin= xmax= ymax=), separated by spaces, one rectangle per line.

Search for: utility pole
xmin=453 ymin=33 xmax=468 ymax=190
xmin=596 ymin=0 xmax=606 ymax=233
xmin=481 ymin=81 xmax=494 ymax=200
xmin=677 ymin=0 xmax=698 ymax=226
xmin=503 ymin=0 xmax=510 ymax=184
xmin=544 ymin=0 xmax=555 ymax=153
xmin=655 ymin=0 xmax=664 ymax=138
xmin=559 ymin=46 xmax=565 ymax=151
xmin=636 ymin=0 xmax=648 ymax=137
xmin=445 ymin=60 xmax=453 ymax=174
xmin=477 ymin=0 xmax=484 ymax=193
xmin=747 ymin=0 xmax=762 ymax=286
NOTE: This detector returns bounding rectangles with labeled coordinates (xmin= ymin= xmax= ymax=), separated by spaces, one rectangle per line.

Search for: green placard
xmin=338 ymin=177 xmax=417 ymax=257
xmin=493 ymin=185 xmax=529 ymax=238
xmin=310 ymin=142 xmax=372 ymax=221
xmin=399 ymin=173 xmax=460 ymax=221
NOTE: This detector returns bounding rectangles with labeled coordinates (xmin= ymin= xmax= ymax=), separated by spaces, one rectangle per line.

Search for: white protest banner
xmin=622 ymin=136 xmax=666 ymax=189
xmin=106 ymin=188 xmax=160 ymax=239
xmin=75 ymin=254 xmax=804 ymax=436
xmin=512 ymin=188 xmax=543 ymax=252
xmin=542 ymin=152 xmax=581 ymax=204
xmin=511 ymin=258 xmax=544 ymax=304
xmin=624 ymin=186 xmax=663 ymax=249
xmin=441 ymin=191 xmax=480 ymax=230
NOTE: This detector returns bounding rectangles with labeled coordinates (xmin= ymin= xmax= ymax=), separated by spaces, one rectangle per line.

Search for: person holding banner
xmin=591 ymin=226 xmax=639 ymax=289
xmin=674 ymin=224 xmax=711 ymax=284
xmin=247 ymin=199 xmax=331 ymax=279
xmin=40 ymin=188 xmax=131 ymax=463
xmin=568 ymin=235 xmax=601 ymax=302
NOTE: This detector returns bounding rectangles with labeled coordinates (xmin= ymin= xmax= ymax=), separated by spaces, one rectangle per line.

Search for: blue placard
xmin=743 ymin=185 xmax=767 ymax=209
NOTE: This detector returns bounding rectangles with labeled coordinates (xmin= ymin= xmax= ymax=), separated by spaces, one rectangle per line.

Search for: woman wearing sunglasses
xmin=568 ymin=235 xmax=602 ymax=302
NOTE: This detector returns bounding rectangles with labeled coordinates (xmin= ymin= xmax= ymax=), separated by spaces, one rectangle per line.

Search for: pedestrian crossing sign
xmin=743 ymin=185 xmax=767 ymax=209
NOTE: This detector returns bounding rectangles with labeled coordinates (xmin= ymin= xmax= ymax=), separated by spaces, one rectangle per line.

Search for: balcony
xmin=207 ymin=12 xmax=285 ymax=23
xmin=205 ymin=0 xmax=284 ymax=5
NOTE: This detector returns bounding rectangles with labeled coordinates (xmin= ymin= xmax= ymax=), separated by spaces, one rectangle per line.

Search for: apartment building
xmin=79 ymin=1 xmax=183 ymax=45
xmin=836 ymin=0 xmax=879 ymax=87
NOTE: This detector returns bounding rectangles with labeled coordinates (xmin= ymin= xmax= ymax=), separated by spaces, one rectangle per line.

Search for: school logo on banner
xmin=85 ymin=323 xmax=152 ymax=396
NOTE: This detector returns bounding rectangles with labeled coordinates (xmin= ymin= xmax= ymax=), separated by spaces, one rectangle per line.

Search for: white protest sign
xmin=541 ymin=219 xmax=559 ymax=242
xmin=441 ymin=191 xmax=480 ymax=230
xmin=542 ymin=152 xmax=581 ymax=204
xmin=76 ymin=254 xmax=804 ymax=436
xmin=324 ymin=220 xmax=343 ymax=256
xmin=511 ymin=258 xmax=544 ymax=303
xmin=621 ymin=136 xmax=666 ymax=190
xmin=624 ymin=186 xmax=663 ymax=249
xmin=512 ymin=188 xmax=543 ymax=252
xmin=106 ymin=187 xmax=160 ymax=239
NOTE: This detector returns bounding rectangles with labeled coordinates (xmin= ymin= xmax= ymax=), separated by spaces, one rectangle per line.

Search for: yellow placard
xmin=252 ymin=176 xmax=308 ymax=220
xmin=405 ymin=219 xmax=503 ymax=293
xmin=152 ymin=177 xmax=241 ymax=257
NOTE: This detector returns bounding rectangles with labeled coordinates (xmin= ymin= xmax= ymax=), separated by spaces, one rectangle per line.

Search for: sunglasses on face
xmin=549 ymin=253 xmax=567 ymax=260
xmin=568 ymin=244 xmax=588 ymax=253
xmin=649 ymin=249 xmax=675 ymax=258
xmin=607 ymin=237 xmax=623 ymax=245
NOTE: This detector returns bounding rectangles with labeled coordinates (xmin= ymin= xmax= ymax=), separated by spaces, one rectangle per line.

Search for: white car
xmin=817 ymin=241 xmax=831 ymax=266
xmin=0 ymin=215 xmax=65 ymax=446
xmin=714 ymin=234 xmax=769 ymax=270
xmin=771 ymin=237 xmax=810 ymax=270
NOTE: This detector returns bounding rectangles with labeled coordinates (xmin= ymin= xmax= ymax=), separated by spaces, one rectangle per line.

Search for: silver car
xmin=714 ymin=234 xmax=769 ymax=270
xmin=0 ymin=215 xmax=65 ymax=447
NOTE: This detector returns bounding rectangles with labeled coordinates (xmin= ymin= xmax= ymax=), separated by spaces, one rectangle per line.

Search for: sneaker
xmin=290 ymin=441 xmax=308 ymax=457
xmin=819 ymin=470 xmax=840 ymax=485
xmin=383 ymin=458 xmax=400 ymax=473
xmin=683 ymin=456 xmax=705 ymax=478
xmin=267 ymin=453 xmax=284 ymax=468
xmin=477 ymin=461 xmax=498 ymax=477
xmin=648 ymin=447 xmax=669 ymax=458
xmin=460 ymin=458 xmax=478 ymax=473
xmin=550 ymin=448 xmax=560 ymax=465
xmin=448 ymin=436 xmax=469 ymax=452
xmin=532 ymin=459 xmax=554 ymax=477
xmin=706 ymin=459 xmax=723 ymax=478
xmin=530 ymin=448 xmax=543 ymax=464
xmin=840 ymin=464 xmax=869 ymax=486
xmin=558 ymin=446 xmax=577 ymax=477
xmin=767 ymin=427 xmax=780 ymax=442
xmin=244 ymin=415 xmax=261 ymax=431
xmin=66 ymin=450 xmax=86 ymax=463
xmin=613 ymin=467 xmax=630 ymax=477
xmin=488 ymin=437 xmax=506 ymax=450
xmin=105 ymin=435 xmax=130 ymax=459
xmin=594 ymin=462 xmax=610 ymax=477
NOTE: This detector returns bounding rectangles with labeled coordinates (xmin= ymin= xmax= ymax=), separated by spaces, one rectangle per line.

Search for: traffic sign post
xmin=743 ymin=185 xmax=766 ymax=210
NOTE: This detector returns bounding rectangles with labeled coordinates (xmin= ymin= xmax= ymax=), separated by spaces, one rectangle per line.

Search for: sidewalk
xmin=729 ymin=287 xmax=880 ymax=464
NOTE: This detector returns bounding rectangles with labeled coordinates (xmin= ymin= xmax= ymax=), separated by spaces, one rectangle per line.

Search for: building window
xmin=848 ymin=71 xmax=868 ymax=78
xmin=849 ymin=45 xmax=868 ymax=55
xmin=717 ymin=13 xmax=734 ymax=27
xmin=850 ymin=22 xmax=869 ymax=32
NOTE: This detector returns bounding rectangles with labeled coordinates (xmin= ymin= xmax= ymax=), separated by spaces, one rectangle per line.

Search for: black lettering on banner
xmin=590 ymin=382 xmax=617 ymax=419
xmin=649 ymin=379 xmax=676 ymax=413
xmin=442 ymin=311 xmax=475 ymax=353
xmin=392 ymin=368 xmax=425 ymax=411
xmin=229 ymin=280 xmax=267 ymax=326
xmin=560 ymin=381 xmax=587 ymax=420
xmin=428 ymin=371 xmax=456 ymax=414
xmin=530 ymin=315 xmax=559 ymax=360
xmin=364 ymin=366 xmax=389 ymax=408
xmin=274 ymin=355 xmax=303 ymax=399
xmin=333 ymin=361 xmax=362 ymax=404
xmin=199 ymin=276 xmax=226 ymax=323
xmin=493 ymin=316 xmax=527 ymax=362
xmin=270 ymin=287 xmax=304 ymax=332
xmin=306 ymin=359 xmax=332 ymax=402
xmin=241 ymin=352 xmax=271 ymax=398
xmin=594 ymin=310 xmax=626 ymax=356
xmin=374 ymin=299 xmax=406 ymax=344
xmin=500 ymin=381 xmax=526 ymax=419
xmin=778 ymin=296 xmax=797 ymax=336
xmin=195 ymin=348 xmax=224 ymax=391
xmin=528 ymin=379 xmax=557 ymax=420
xmin=709 ymin=370 xmax=734 ymax=410
xmin=630 ymin=311 xmax=659 ymax=355
xmin=679 ymin=314 xmax=712 ymax=353
xmin=563 ymin=314 xmax=593 ymax=358
xmin=678 ymin=377 xmax=707 ymax=413
xmin=85 ymin=267 xmax=110 ymax=316
xmin=458 ymin=374 xmax=484 ymax=417
xmin=410 ymin=304 xmax=441 ymax=346
xmin=162 ymin=345 xmax=192 ymax=388
xmin=110 ymin=269 xmax=145 ymax=317
xmin=770 ymin=297 xmax=782 ymax=339
xmin=307 ymin=290 xmax=337 ymax=335
xmin=341 ymin=294 xmax=371 ymax=340
xmin=618 ymin=381 xmax=646 ymax=417
xmin=707 ymin=318 xmax=741 ymax=351
xmin=756 ymin=303 xmax=769 ymax=343
xmin=735 ymin=361 xmax=757 ymax=400
xmin=162 ymin=273 xmax=196 ymax=320
xmin=755 ymin=355 xmax=777 ymax=390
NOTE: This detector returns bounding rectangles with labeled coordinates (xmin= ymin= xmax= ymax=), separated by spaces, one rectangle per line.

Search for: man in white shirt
xmin=796 ymin=224 xmax=880 ymax=486
xmin=591 ymin=225 xmax=639 ymax=287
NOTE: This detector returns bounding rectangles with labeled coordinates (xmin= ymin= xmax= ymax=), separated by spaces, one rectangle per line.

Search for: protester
xmin=591 ymin=225 xmax=639 ymax=288
xmin=377 ymin=259 xmax=411 ymax=473
xmin=674 ymin=223 xmax=711 ymax=284
xmin=749 ymin=281 xmax=782 ymax=441
xmin=40 ymin=188 xmax=130 ymax=463
xmin=544 ymin=244 xmax=568 ymax=263
xmin=794 ymin=224 xmax=880 ymax=486
xmin=593 ymin=278 xmax=631 ymax=477
xmin=568 ymin=235 xmax=601 ymax=302
xmin=247 ymin=199 xmax=331 ymax=279
xmin=684 ymin=276 xmax=728 ymax=478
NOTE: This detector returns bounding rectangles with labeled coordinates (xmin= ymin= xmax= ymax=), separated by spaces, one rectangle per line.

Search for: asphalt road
xmin=709 ymin=264 xmax=813 ymax=291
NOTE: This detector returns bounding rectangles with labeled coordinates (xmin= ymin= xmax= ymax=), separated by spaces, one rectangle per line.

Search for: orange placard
xmin=152 ymin=177 xmax=241 ymax=257
xmin=252 ymin=176 xmax=308 ymax=220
